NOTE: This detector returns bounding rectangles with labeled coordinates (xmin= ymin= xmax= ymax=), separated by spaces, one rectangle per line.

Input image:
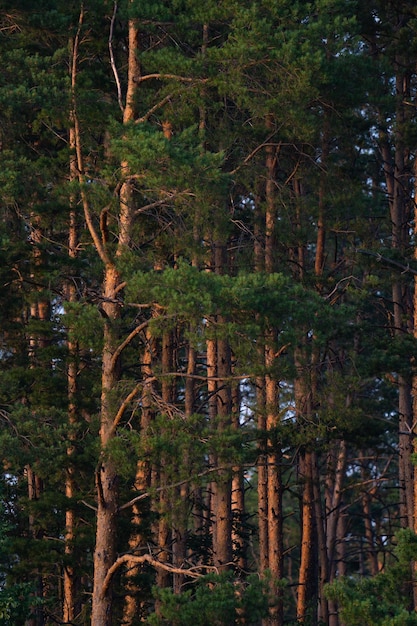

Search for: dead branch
xmin=357 ymin=248 xmax=417 ymax=276
xmin=137 ymin=73 xmax=208 ymax=84
xmin=101 ymin=553 xmax=218 ymax=598
xmin=110 ymin=382 xmax=144 ymax=435
xmin=134 ymin=191 xmax=195 ymax=215
xmin=71 ymin=5 xmax=111 ymax=267
xmin=119 ymin=464 xmax=238 ymax=511
xmin=111 ymin=320 xmax=149 ymax=370
xmin=136 ymin=94 xmax=175 ymax=124
xmin=109 ymin=1 xmax=124 ymax=112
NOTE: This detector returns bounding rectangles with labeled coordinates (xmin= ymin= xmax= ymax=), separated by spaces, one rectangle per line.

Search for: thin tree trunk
xmin=122 ymin=329 xmax=154 ymax=624
xmin=297 ymin=450 xmax=318 ymax=625
xmin=63 ymin=18 xmax=83 ymax=619
xmin=263 ymin=116 xmax=283 ymax=626
xmin=172 ymin=338 xmax=195 ymax=593
xmin=325 ymin=440 xmax=347 ymax=579
xmin=265 ymin=344 xmax=283 ymax=626
xmin=380 ymin=73 xmax=414 ymax=532
xmin=26 ymin=217 xmax=50 ymax=626
xmin=358 ymin=452 xmax=379 ymax=577
xmin=155 ymin=330 xmax=174 ymax=592
xmin=232 ymin=384 xmax=246 ymax=571
xmin=255 ymin=182 xmax=268 ymax=582
xmin=63 ymin=143 xmax=80 ymax=624
xmin=412 ymin=130 xmax=417 ymax=613
xmin=211 ymin=242 xmax=233 ymax=571
xmin=312 ymin=452 xmax=329 ymax=625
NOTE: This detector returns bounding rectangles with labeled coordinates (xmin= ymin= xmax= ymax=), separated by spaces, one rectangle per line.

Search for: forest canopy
xmin=1 ymin=1 xmax=417 ymax=625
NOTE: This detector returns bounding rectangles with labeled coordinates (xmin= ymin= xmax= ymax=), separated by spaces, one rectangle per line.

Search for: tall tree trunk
xmin=122 ymin=328 xmax=154 ymax=624
xmin=172 ymin=339 xmax=195 ymax=592
xmin=255 ymin=184 xmax=268 ymax=582
xmin=412 ymin=126 xmax=417 ymax=614
xmin=26 ymin=216 xmax=50 ymax=626
xmin=63 ymin=145 xmax=80 ymax=625
xmin=211 ymin=242 xmax=233 ymax=570
xmin=232 ymin=383 xmax=247 ymax=571
xmin=91 ymin=266 xmax=122 ymax=626
xmin=325 ymin=439 xmax=347 ymax=626
xmin=155 ymin=330 xmax=175 ymax=592
xmin=312 ymin=452 xmax=329 ymax=626
xmin=89 ymin=7 xmax=141 ymax=623
xmin=359 ymin=452 xmax=379 ymax=576
xmin=297 ymin=450 xmax=318 ymax=625
xmin=261 ymin=117 xmax=284 ymax=626
xmin=380 ymin=64 xmax=414 ymax=533
xmin=63 ymin=17 xmax=83 ymax=620
xmin=265 ymin=343 xmax=283 ymax=626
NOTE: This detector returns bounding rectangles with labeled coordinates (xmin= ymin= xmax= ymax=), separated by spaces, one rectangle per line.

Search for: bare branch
xmin=119 ymin=464 xmax=238 ymax=511
xmin=136 ymin=94 xmax=175 ymax=124
xmin=229 ymin=140 xmax=281 ymax=175
xmin=80 ymin=499 xmax=98 ymax=512
xmin=357 ymin=248 xmax=417 ymax=276
xmin=137 ymin=73 xmax=208 ymax=84
xmin=101 ymin=553 xmax=218 ymax=598
xmin=109 ymin=1 xmax=124 ymax=112
xmin=110 ymin=382 xmax=144 ymax=435
xmin=157 ymin=371 xmax=253 ymax=382
xmin=70 ymin=4 xmax=111 ymax=266
xmin=134 ymin=191 xmax=195 ymax=215
xmin=111 ymin=320 xmax=149 ymax=370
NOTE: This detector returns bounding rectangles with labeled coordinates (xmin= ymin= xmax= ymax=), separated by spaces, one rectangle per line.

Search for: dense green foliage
xmin=148 ymin=573 xmax=270 ymax=626
xmin=1 ymin=0 xmax=417 ymax=624
xmin=325 ymin=530 xmax=417 ymax=626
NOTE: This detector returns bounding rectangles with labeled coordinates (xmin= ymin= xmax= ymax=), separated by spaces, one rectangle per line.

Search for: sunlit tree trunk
xmin=122 ymin=329 xmax=154 ymax=624
xmin=91 ymin=266 xmax=122 ymax=626
xmin=255 ymin=187 xmax=269 ymax=583
xmin=261 ymin=117 xmax=284 ymax=626
xmin=325 ymin=439 xmax=347 ymax=626
xmin=63 ymin=17 xmax=83 ymax=620
xmin=294 ymin=341 xmax=318 ymax=625
xmin=89 ymin=6 xmax=141 ymax=623
xmin=297 ymin=449 xmax=317 ymax=625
